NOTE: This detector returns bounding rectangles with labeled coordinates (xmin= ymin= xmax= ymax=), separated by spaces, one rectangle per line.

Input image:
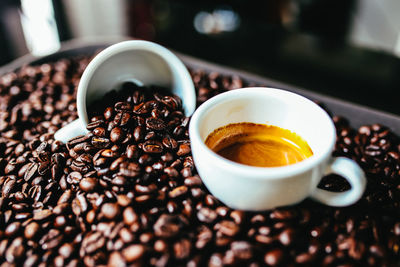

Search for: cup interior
xmin=77 ymin=40 xmax=196 ymax=125
xmin=194 ymin=88 xmax=336 ymax=165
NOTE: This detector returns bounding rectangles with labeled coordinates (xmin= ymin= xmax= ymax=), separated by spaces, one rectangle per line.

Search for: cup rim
xmin=189 ymin=87 xmax=337 ymax=179
xmin=77 ymin=40 xmax=196 ymax=125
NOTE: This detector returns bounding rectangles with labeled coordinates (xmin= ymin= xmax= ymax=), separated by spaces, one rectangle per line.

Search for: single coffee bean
xmin=142 ymin=140 xmax=163 ymax=154
xmin=146 ymin=117 xmax=166 ymax=131
xmin=25 ymin=222 xmax=40 ymax=239
xmin=110 ymin=127 xmax=125 ymax=143
xmin=101 ymin=203 xmax=120 ymax=219
xmin=79 ymin=177 xmax=98 ymax=192
xmin=264 ymin=249 xmax=284 ymax=266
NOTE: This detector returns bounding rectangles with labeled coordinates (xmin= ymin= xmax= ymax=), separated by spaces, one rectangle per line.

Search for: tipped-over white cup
xmin=54 ymin=40 xmax=196 ymax=143
xmin=189 ymin=87 xmax=367 ymax=211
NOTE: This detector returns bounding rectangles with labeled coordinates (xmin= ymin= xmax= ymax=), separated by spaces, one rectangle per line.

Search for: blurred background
xmin=1 ymin=0 xmax=400 ymax=115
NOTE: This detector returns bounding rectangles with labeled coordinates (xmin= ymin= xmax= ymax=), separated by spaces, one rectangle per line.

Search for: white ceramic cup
xmin=54 ymin=40 xmax=196 ymax=143
xmin=189 ymin=87 xmax=367 ymax=211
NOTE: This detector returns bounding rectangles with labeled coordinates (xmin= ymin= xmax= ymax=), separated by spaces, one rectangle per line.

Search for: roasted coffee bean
xmin=24 ymin=163 xmax=38 ymax=181
xmin=154 ymin=214 xmax=188 ymax=238
xmin=197 ymin=207 xmax=217 ymax=223
xmin=122 ymin=244 xmax=145 ymax=262
xmin=5 ymin=221 xmax=21 ymax=237
xmin=123 ymin=206 xmax=138 ymax=225
xmin=215 ymin=220 xmax=240 ymax=237
xmin=162 ymin=135 xmax=178 ymax=150
xmin=174 ymin=238 xmax=191 ymax=260
xmin=119 ymin=162 xmax=141 ymax=178
xmin=33 ymin=209 xmax=52 ymax=221
xmin=104 ymin=107 xmax=114 ymax=121
xmin=146 ymin=117 xmax=166 ymax=131
xmin=126 ymin=145 xmax=139 ymax=159
xmin=279 ymin=228 xmax=295 ymax=246
xmin=142 ymin=140 xmax=163 ymax=154
xmin=177 ymin=143 xmax=191 ymax=156
xmin=101 ymin=202 xmax=120 ymax=219
xmin=91 ymin=137 xmax=110 ymax=148
xmin=264 ymin=249 xmax=284 ymax=266
xmin=169 ymin=185 xmax=188 ymax=198
xmin=79 ymin=177 xmax=98 ymax=192
xmin=93 ymin=127 xmax=106 ymax=137
xmin=133 ymin=126 xmax=144 ymax=142
xmin=110 ymin=127 xmax=125 ymax=143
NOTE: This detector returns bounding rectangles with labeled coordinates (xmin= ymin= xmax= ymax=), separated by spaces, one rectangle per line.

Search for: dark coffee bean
xmin=67 ymin=135 xmax=92 ymax=150
xmin=231 ymin=241 xmax=252 ymax=260
xmin=93 ymin=127 xmax=106 ymax=137
xmin=264 ymin=249 xmax=284 ymax=266
xmin=33 ymin=209 xmax=52 ymax=221
xmin=5 ymin=221 xmax=21 ymax=237
xmin=2 ymin=178 xmax=16 ymax=198
xmin=119 ymin=162 xmax=141 ymax=178
xmin=114 ymin=102 xmax=132 ymax=112
xmin=24 ymin=163 xmax=38 ymax=181
xmin=122 ymin=244 xmax=145 ymax=262
xmin=87 ymin=120 xmax=104 ymax=130
xmin=162 ymin=136 xmax=178 ymax=150
xmin=5 ymin=237 xmax=24 ymax=262
xmin=101 ymin=149 xmax=118 ymax=158
xmin=181 ymin=167 xmax=192 ymax=177
xmin=72 ymin=194 xmax=88 ymax=216
xmin=270 ymin=210 xmax=296 ymax=220
xmin=123 ymin=206 xmax=138 ymax=225
xmin=161 ymin=96 xmax=180 ymax=110
xmin=154 ymin=214 xmax=188 ymax=238
xmin=104 ymin=107 xmax=114 ymax=120
xmin=278 ymin=229 xmax=295 ymax=246
xmin=161 ymin=152 xmax=174 ymax=162
xmin=230 ymin=210 xmax=245 ymax=225
xmin=133 ymin=102 xmax=149 ymax=114
xmin=142 ymin=140 xmax=163 ymax=153
xmin=146 ymin=117 xmax=166 ymax=131
xmin=177 ymin=143 xmax=191 ymax=156
xmin=101 ymin=202 xmax=120 ymax=219
xmin=133 ymin=126 xmax=144 ymax=142
xmin=120 ymin=112 xmax=131 ymax=126
xmin=215 ymin=220 xmax=239 ymax=237
xmin=138 ymin=154 xmax=153 ymax=165
xmin=67 ymin=171 xmax=82 ymax=184
xmin=174 ymin=239 xmax=191 ymax=260
xmin=184 ymin=176 xmax=202 ymax=187
xmin=110 ymin=156 xmax=125 ymax=171
xmin=112 ymin=176 xmax=127 ymax=186
xmin=25 ymin=222 xmax=40 ymax=239
xmin=110 ymin=127 xmax=125 ymax=143
xmin=197 ymin=207 xmax=217 ymax=223
xmin=164 ymin=167 xmax=179 ymax=178
xmin=57 ymin=189 xmax=73 ymax=205
xmin=91 ymin=137 xmax=111 ymax=148
xmin=169 ymin=186 xmax=188 ymax=198
xmin=135 ymin=195 xmax=152 ymax=203
xmin=173 ymin=125 xmax=185 ymax=137
xmin=126 ymin=145 xmax=139 ymax=159
xmin=80 ymin=177 xmax=98 ymax=192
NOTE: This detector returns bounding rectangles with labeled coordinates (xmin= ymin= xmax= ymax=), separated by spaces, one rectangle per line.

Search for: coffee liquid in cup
xmin=205 ymin=123 xmax=313 ymax=167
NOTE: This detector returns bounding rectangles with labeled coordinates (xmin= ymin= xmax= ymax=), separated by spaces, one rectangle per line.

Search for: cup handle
xmin=54 ymin=119 xmax=89 ymax=143
xmin=311 ymin=157 xmax=367 ymax=207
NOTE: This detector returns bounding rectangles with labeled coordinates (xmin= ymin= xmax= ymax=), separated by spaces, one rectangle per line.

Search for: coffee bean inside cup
xmin=205 ymin=123 xmax=313 ymax=167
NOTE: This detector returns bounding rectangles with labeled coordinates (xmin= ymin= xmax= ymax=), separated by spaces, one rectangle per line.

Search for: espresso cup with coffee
xmin=54 ymin=40 xmax=196 ymax=143
xmin=189 ymin=87 xmax=367 ymax=211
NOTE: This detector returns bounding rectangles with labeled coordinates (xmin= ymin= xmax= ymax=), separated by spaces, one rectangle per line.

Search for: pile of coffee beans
xmin=0 ymin=55 xmax=399 ymax=267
